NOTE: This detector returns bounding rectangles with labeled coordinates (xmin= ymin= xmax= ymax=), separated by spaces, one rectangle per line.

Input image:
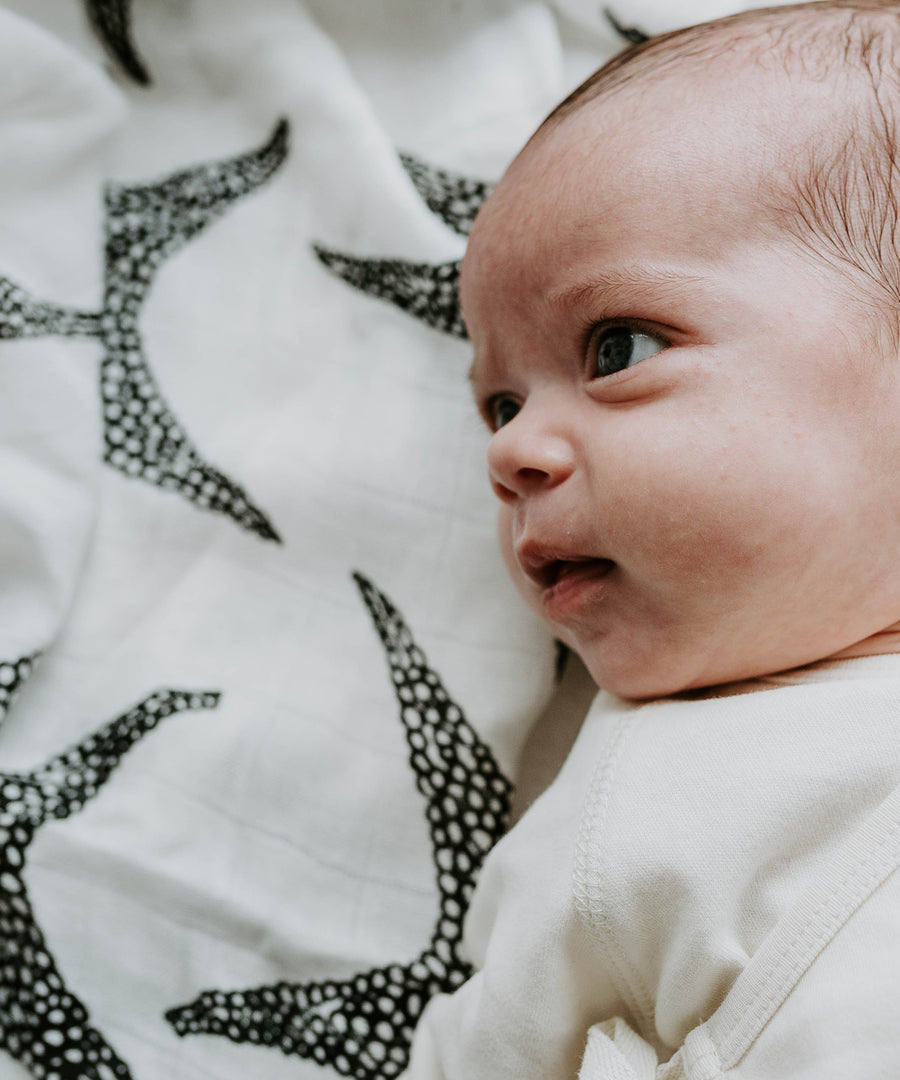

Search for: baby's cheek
xmin=640 ymin=476 xmax=794 ymax=584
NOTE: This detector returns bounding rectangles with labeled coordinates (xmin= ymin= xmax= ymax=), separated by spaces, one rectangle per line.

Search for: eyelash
xmin=481 ymin=320 xmax=672 ymax=433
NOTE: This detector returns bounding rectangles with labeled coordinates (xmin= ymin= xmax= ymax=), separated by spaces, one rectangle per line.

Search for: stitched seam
xmin=684 ymin=1031 xmax=726 ymax=1080
xmin=718 ymin=816 xmax=900 ymax=1066
xmin=573 ymin=711 xmax=657 ymax=1035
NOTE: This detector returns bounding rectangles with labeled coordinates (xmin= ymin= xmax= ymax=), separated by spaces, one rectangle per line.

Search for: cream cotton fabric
xmin=408 ymin=654 xmax=900 ymax=1080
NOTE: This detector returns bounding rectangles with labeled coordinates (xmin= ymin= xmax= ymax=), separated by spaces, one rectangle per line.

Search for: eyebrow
xmin=546 ymin=265 xmax=714 ymax=315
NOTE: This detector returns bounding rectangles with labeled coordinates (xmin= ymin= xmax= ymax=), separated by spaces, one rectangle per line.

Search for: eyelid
xmin=585 ymin=318 xmax=674 ymax=377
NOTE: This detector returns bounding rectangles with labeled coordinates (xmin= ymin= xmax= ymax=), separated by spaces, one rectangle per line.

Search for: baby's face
xmin=462 ymin=66 xmax=900 ymax=698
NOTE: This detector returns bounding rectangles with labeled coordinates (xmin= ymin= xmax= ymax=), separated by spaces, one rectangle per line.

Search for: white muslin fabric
xmin=0 ymin=10 xmax=122 ymax=666
xmin=0 ymin=2 xmax=582 ymax=1078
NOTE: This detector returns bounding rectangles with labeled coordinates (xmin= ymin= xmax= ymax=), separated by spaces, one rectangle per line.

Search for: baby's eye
xmin=593 ymin=324 xmax=668 ymax=377
xmin=486 ymin=395 xmax=521 ymax=431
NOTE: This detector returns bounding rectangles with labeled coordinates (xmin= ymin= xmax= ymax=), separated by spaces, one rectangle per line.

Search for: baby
xmin=406 ymin=2 xmax=900 ymax=1078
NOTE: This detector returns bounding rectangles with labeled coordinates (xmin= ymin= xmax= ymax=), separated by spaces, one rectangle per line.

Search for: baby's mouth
xmin=547 ymin=558 xmax=615 ymax=585
xmin=520 ymin=551 xmax=616 ymax=590
xmin=537 ymin=558 xmax=616 ymax=618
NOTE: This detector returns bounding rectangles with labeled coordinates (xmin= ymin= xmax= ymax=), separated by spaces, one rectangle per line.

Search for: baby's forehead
xmin=490 ymin=46 xmax=861 ymax=256
xmin=479 ymin=79 xmax=781 ymax=234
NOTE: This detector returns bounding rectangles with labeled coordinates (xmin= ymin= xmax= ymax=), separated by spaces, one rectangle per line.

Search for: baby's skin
xmin=461 ymin=42 xmax=900 ymax=700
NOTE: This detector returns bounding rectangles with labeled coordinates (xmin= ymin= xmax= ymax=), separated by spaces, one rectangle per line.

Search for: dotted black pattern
xmin=314 ymin=249 xmax=465 ymax=339
xmin=0 ymin=688 xmax=220 ymax=1080
xmin=314 ymin=153 xmax=495 ymax=340
xmin=398 ymin=153 xmax=493 ymax=238
xmin=85 ymin=0 xmax=150 ymax=85
xmin=166 ymin=572 xmax=513 ymax=1079
xmin=99 ymin=121 xmax=289 ymax=541
xmin=0 ymin=282 xmax=100 ymax=339
xmin=604 ymin=7 xmax=650 ymax=45
xmin=0 ymin=120 xmax=290 ymax=543
xmin=0 ymin=652 xmax=40 ymax=726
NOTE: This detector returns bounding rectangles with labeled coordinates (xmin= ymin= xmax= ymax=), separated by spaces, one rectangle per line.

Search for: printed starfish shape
xmin=85 ymin=0 xmax=150 ymax=85
xmin=0 ymin=119 xmax=289 ymax=543
xmin=0 ymin=687 xmax=220 ymax=1080
xmin=603 ymin=7 xmax=650 ymax=45
xmin=0 ymin=652 xmax=40 ymax=727
xmin=314 ymin=153 xmax=494 ymax=340
xmin=166 ymin=572 xmax=514 ymax=1079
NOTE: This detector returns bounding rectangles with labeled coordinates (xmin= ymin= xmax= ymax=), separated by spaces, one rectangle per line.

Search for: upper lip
xmin=516 ymin=540 xmax=608 ymax=589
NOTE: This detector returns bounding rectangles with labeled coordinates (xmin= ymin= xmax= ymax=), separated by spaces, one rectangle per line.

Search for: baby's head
xmin=461 ymin=0 xmax=900 ymax=699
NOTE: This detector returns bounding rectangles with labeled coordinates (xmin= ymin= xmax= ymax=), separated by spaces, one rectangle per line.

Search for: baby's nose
xmin=486 ymin=405 xmax=575 ymax=503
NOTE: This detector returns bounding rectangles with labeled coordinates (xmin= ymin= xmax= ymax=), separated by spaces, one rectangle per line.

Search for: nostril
xmin=490 ymin=463 xmax=558 ymax=502
xmin=490 ymin=466 xmax=552 ymax=503
xmin=517 ymin=466 xmax=551 ymax=487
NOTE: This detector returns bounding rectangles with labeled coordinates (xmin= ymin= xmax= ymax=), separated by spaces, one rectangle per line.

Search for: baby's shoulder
xmin=569 ymin=659 xmax=900 ymax=1052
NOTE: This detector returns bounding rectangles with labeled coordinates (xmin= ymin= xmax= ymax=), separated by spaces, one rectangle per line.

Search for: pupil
xmin=599 ymin=328 xmax=633 ymax=370
xmin=496 ymin=399 xmax=519 ymax=428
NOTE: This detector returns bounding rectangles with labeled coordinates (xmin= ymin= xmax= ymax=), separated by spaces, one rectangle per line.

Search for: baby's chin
xmin=579 ymin=660 xmax=695 ymax=702
xmin=581 ymin=662 xmax=754 ymax=702
xmin=554 ymin=634 xmax=671 ymax=702
xmin=579 ymin=636 xmax=891 ymax=703
xmin=522 ymin=572 xmax=896 ymax=700
xmin=568 ymin=636 xmax=784 ymax=702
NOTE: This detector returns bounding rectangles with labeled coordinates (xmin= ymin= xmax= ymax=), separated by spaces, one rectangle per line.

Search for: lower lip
xmin=541 ymin=560 xmax=615 ymax=620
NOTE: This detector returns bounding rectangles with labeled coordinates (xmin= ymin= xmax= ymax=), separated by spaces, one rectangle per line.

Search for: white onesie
xmin=407 ymin=653 xmax=900 ymax=1079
